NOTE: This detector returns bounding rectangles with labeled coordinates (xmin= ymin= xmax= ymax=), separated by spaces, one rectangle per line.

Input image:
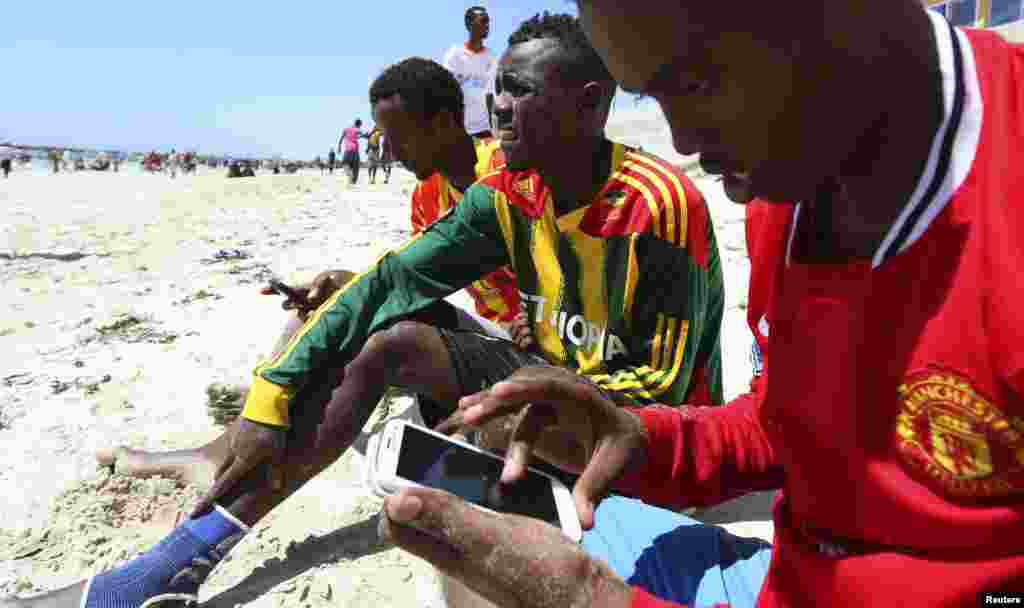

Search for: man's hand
xmin=303 ymin=269 xmax=355 ymax=311
xmin=190 ymin=418 xmax=287 ymax=517
xmin=438 ymin=366 xmax=648 ymax=530
xmin=260 ymin=269 xmax=355 ymax=321
xmin=379 ymin=487 xmax=632 ymax=608
xmin=508 ymin=312 xmax=536 ymax=351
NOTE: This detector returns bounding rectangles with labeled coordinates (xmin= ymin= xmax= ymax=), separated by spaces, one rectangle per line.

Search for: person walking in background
xmin=338 ymin=119 xmax=368 ymax=185
xmin=443 ymin=6 xmax=496 ymax=139
xmin=366 ymin=126 xmax=383 ymax=184
xmin=379 ymin=131 xmax=393 ymax=183
xmin=327 ymin=147 xmax=336 ymax=175
xmin=0 ymin=149 xmax=12 ymax=178
xmin=167 ymin=149 xmax=180 ymax=178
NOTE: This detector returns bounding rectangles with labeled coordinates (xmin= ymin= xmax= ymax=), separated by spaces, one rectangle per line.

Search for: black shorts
xmin=407 ymin=299 xmax=462 ymax=330
xmin=417 ymin=328 xmax=548 ymax=430
xmin=439 ymin=328 xmax=549 ymax=396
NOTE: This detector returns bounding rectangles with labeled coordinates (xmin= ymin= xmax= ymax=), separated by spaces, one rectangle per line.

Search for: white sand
xmin=0 ymin=163 xmax=765 ymax=605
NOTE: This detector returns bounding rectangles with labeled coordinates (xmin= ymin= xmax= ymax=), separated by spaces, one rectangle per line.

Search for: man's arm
xmin=410 ymin=175 xmax=519 ymax=324
xmin=614 ymin=389 xmax=784 ymax=510
xmin=240 ymin=185 xmax=510 ymax=427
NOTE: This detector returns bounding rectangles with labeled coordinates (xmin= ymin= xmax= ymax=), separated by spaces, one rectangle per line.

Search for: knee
xmin=346 ymin=321 xmax=436 ymax=384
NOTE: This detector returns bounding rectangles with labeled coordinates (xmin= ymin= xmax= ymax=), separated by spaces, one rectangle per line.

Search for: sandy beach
xmin=0 ymin=164 xmax=762 ymax=606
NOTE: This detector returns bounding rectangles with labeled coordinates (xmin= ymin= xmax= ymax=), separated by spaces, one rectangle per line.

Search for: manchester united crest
xmin=896 ymin=369 xmax=1024 ymax=498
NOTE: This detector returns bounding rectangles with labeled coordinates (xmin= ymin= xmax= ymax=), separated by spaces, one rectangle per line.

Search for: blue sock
xmin=84 ymin=506 xmax=248 ymax=608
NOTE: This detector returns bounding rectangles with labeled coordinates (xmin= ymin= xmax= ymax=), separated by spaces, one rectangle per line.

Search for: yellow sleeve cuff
xmin=240 ymin=376 xmax=293 ymax=428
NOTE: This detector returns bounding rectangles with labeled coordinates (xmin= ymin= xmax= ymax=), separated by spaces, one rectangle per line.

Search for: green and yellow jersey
xmin=241 ymin=142 xmax=723 ymax=428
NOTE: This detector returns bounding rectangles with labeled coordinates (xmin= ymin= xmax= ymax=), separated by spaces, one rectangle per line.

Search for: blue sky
xmin=2 ymin=0 xmax=638 ymax=159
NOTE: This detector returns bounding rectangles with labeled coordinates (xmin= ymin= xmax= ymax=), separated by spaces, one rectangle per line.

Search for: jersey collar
xmin=513 ymin=140 xmax=628 ymax=219
xmin=785 ymin=10 xmax=983 ymax=269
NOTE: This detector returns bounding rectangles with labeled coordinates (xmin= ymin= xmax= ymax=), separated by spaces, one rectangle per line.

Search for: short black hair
xmin=508 ymin=12 xmax=613 ymax=86
xmin=465 ymin=6 xmax=487 ymax=28
xmin=355 ymin=119 xmax=362 ymax=126
xmin=369 ymin=57 xmax=465 ymax=124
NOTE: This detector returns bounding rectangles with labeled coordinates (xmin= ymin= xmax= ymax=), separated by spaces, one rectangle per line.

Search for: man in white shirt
xmin=442 ymin=6 xmax=496 ymax=138
xmin=167 ymin=149 xmax=179 ymax=179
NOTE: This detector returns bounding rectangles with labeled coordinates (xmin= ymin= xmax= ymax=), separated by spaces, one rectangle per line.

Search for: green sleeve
xmin=247 ymin=184 xmax=508 ymax=417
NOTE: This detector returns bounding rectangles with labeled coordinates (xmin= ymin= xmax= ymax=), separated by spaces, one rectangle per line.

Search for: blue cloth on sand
xmin=581 ymin=496 xmax=772 ymax=608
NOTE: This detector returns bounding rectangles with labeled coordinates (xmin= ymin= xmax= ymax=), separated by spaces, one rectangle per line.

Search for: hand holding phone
xmin=378 ymin=485 xmax=624 ymax=608
xmin=367 ymin=420 xmax=582 ymax=542
xmin=263 ymin=270 xmax=356 ymax=317
xmin=267 ymin=279 xmax=306 ymax=303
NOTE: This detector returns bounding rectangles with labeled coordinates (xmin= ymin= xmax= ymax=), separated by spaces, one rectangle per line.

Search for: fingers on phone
xmin=502 ymin=406 xmax=546 ymax=482
xmin=572 ymin=441 xmax=632 ymax=530
xmin=434 ymin=414 xmax=463 ymax=435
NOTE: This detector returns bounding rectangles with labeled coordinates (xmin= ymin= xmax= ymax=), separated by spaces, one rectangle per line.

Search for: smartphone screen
xmin=396 ymin=425 xmax=560 ymax=526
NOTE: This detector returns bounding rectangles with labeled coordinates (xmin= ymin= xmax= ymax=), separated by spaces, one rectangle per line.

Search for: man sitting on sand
xmin=0 ymin=15 xmax=725 ymax=608
xmin=370 ymin=2 xmax=1024 ymax=607
xmin=96 ymin=56 xmax=521 ymax=486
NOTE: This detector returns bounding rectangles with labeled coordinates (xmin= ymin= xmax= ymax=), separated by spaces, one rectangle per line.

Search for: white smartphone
xmin=373 ymin=419 xmax=583 ymax=542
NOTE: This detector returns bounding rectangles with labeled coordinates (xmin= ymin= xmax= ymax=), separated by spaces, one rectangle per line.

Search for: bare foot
xmin=94 ymin=442 xmax=222 ymax=490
